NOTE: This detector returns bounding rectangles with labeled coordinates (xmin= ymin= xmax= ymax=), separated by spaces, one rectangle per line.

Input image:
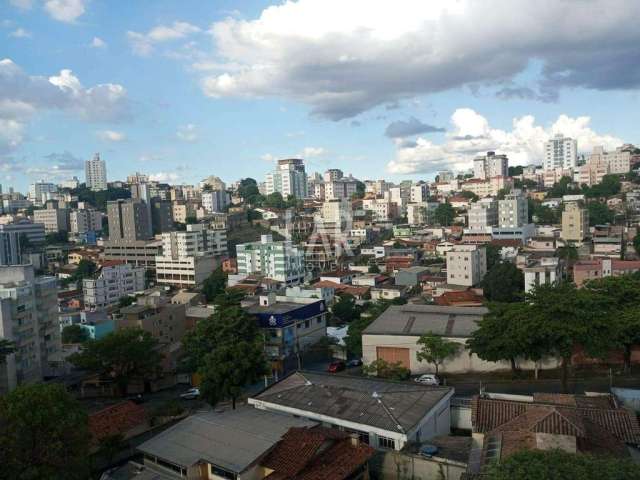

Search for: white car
xmin=414 ymin=374 xmax=440 ymax=386
xmin=180 ymin=387 xmax=200 ymax=399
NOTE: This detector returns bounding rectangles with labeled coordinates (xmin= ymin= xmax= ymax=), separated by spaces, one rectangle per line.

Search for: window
xmin=378 ymin=435 xmax=395 ymax=449
xmin=210 ymin=465 xmax=237 ymax=480
xmin=304 ymin=320 xmax=310 ymax=328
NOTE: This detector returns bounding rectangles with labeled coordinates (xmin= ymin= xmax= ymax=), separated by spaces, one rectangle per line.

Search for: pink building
xmin=573 ymin=258 xmax=640 ymax=287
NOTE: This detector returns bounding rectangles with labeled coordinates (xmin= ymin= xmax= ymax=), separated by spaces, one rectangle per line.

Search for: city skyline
xmin=2 ymin=0 xmax=640 ymax=192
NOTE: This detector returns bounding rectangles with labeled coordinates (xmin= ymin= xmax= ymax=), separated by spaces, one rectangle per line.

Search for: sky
xmin=2 ymin=0 xmax=640 ymax=192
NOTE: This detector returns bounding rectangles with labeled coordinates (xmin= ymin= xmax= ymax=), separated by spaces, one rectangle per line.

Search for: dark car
xmin=346 ymin=358 xmax=363 ymax=367
xmin=327 ymin=361 xmax=346 ymax=373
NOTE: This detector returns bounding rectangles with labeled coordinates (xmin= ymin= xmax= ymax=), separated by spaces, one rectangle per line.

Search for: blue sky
xmin=2 ymin=0 xmax=640 ymax=192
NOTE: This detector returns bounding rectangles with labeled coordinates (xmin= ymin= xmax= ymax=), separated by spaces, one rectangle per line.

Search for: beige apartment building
xmin=561 ymin=202 xmax=589 ymax=243
xmin=446 ymin=244 xmax=487 ymax=287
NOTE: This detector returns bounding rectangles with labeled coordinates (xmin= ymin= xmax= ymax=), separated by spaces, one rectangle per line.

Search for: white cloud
xmin=201 ymin=0 xmax=640 ymax=119
xmin=26 ymin=151 xmax=84 ymax=180
xmin=260 ymin=153 xmax=275 ymax=162
xmin=9 ymin=28 xmax=31 ymax=38
xmin=300 ymin=146 xmax=326 ymax=158
xmin=0 ymin=58 xmax=130 ymax=154
xmin=44 ymin=0 xmax=85 ymax=23
xmin=176 ymin=123 xmax=198 ymax=142
xmin=97 ymin=129 xmax=126 ymax=142
xmin=387 ymin=108 xmax=624 ymax=175
xmin=127 ymin=21 xmax=201 ymax=56
xmin=149 ymin=171 xmax=180 ymax=183
xmin=90 ymin=36 xmax=107 ymax=48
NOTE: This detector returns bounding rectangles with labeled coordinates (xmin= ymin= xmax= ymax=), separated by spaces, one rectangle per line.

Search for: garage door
xmin=376 ymin=347 xmax=410 ymax=369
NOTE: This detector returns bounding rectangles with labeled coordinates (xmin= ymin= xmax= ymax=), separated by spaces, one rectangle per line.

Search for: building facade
xmin=266 ymin=158 xmax=308 ymax=199
xmin=473 ymin=151 xmax=508 ymax=179
xmin=236 ymin=234 xmax=306 ymax=285
xmin=446 ymin=245 xmax=487 ymax=286
xmin=83 ymin=261 xmax=146 ymax=310
xmin=544 ymin=135 xmax=577 ymax=171
xmin=85 ymin=153 xmax=108 ymax=191
xmin=561 ymin=202 xmax=589 ymax=243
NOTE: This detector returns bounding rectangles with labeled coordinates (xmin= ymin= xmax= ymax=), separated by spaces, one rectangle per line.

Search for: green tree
xmin=332 ymin=294 xmax=360 ymax=323
xmin=633 ymin=234 xmax=640 ymax=257
xmin=485 ymin=449 xmax=639 ymax=480
xmin=485 ymin=244 xmax=502 ymax=271
xmin=526 ymin=282 xmax=615 ymax=392
xmin=459 ymin=190 xmax=479 ymax=201
xmin=416 ymin=332 xmax=459 ymax=375
xmin=97 ymin=433 xmax=127 ymax=466
xmin=182 ymin=304 xmax=266 ymax=409
xmin=69 ymin=328 xmax=162 ymax=396
xmin=583 ymin=274 xmax=640 ymax=372
xmin=546 ymin=176 xmax=575 ymax=198
xmin=0 ymin=383 xmax=90 ymax=480
xmin=45 ymin=231 xmax=69 ymax=245
xmin=481 ymin=262 xmax=524 ymax=302
xmin=532 ymin=204 xmax=560 ymax=224
xmin=353 ymin=181 xmax=366 ymax=199
xmin=368 ymin=263 xmax=381 ymax=274
xmin=496 ymin=187 xmax=511 ymax=200
xmin=238 ymin=178 xmax=261 ymax=204
xmin=118 ymin=296 xmax=136 ymax=308
xmin=468 ymin=303 xmax=540 ymax=374
xmin=202 ymin=267 xmax=227 ymax=302
xmin=61 ymin=324 xmax=89 ymax=344
xmin=434 ymin=202 xmax=455 ymax=226
xmin=557 ymin=244 xmax=578 ymax=262
xmin=344 ymin=301 xmax=391 ymax=357
xmin=0 ymin=338 xmax=15 ymax=364
xmin=362 ymin=358 xmax=410 ymax=380
xmin=587 ymin=201 xmax=614 ymax=226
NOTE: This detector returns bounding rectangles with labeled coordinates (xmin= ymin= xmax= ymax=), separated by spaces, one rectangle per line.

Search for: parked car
xmin=346 ymin=358 xmax=363 ymax=367
xmin=327 ymin=361 xmax=346 ymax=373
xmin=127 ymin=394 xmax=145 ymax=404
xmin=419 ymin=445 xmax=439 ymax=458
xmin=180 ymin=387 xmax=200 ymax=399
xmin=414 ymin=374 xmax=440 ymax=386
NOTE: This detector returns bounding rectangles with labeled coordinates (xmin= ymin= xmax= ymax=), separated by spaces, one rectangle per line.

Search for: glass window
xmin=378 ymin=435 xmax=395 ymax=449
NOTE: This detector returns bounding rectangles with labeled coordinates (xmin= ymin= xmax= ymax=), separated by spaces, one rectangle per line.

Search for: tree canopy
xmin=416 ymin=332 xmax=459 ymax=375
xmin=182 ymin=303 xmax=266 ymax=408
xmin=332 ymin=294 xmax=361 ymax=323
xmin=434 ymin=202 xmax=455 ymax=226
xmin=362 ymin=358 xmax=410 ymax=380
xmin=344 ymin=301 xmax=391 ymax=357
xmin=0 ymin=383 xmax=90 ymax=480
xmin=481 ymin=262 xmax=524 ymax=302
xmin=202 ymin=267 xmax=227 ymax=302
xmin=587 ymin=201 xmax=614 ymax=226
xmin=485 ymin=449 xmax=639 ymax=480
xmin=69 ymin=328 xmax=162 ymax=396
xmin=61 ymin=324 xmax=89 ymax=344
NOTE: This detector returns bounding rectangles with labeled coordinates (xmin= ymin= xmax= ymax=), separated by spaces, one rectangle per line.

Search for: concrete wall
xmin=362 ymin=334 xmax=560 ymax=374
xmin=370 ymin=451 xmax=466 ymax=480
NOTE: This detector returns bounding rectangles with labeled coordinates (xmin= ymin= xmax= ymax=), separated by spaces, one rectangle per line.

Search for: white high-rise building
xmin=201 ymin=190 xmax=230 ymax=213
xmin=544 ymin=135 xmax=577 ymax=171
xmin=265 ymin=159 xmax=308 ymax=199
xmin=410 ymin=184 xmax=429 ymax=203
xmin=473 ymin=152 xmax=508 ymax=179
xmin=28 ymin=181 xmax=57 ymax=206
xmin=83 ymin=262 xmax=146 ymax=310
xmin=236 ymin=234 xmax=305 ymax=285
xmin=155 ymin=224 xmax=227 ymax=288
xmin=85 ymin=153 xmax=108 ymax=191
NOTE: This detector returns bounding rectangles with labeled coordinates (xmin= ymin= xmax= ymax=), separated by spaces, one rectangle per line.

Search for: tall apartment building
xmin=70 ymin=208 xmax=103 ymax=235
xmin=201 ymin=190 xmax=230 ymax=213
xmin=561 ymin=202 xmax=589 ymax=243
xmin=498 ymin=191 xmax=528 ymax=228
xmin=155 ymin=224 xmax=228 ymax=288
xmin=266 ymin=158 xmax=308 ymax=199
xmin=323 ymin=169 xmax=343 ymax=182
xmin=362 ymin=197 xmax=397 ymax=221
xmin=83 ymin=261 xmax=146 ymax=310
xmin=544 ymin=135 xmax=577 ymax=171
xmin=150 ymin=199 xmax=174 ymax=234
xmin=473 ymin=151 xmax=508 ymax=179
xmin=85 ymin=153 xmax=107 ymax=191
xmin=324 ymin=177 xmax=358 ymax=200
xmin=172 ymin=201 xmax=197 ymax=224
xmin=410 ymin=183 xmax=429 ymax=203
xmin=446 ymin=245 xmax=487 ymax=287
xmin=0 ymin=232 xmax=21 ymax=266
xmin=316 ymin=198 xmax=351 ymax=236
xmin=33 ymin=201 xmax=70 ymax=233
xmin=107 ymin=199 xmax=153 ymax=242
xmin=587 ymin=146 xmax=631 ymax=175
xmin=199 ymin=175 xmax=226 ymax=191
xmin=236 ymin=234 xmax=305 ymax=285
xmin=28 ymin=181 xmax=57 ymax=206
xmin=0 ymin=264 xmax=60 ymax=394
xmin=407 ymin=202 xmax=438 ymax=226
xmin=468 ymin=198 xmax=499 ymax=231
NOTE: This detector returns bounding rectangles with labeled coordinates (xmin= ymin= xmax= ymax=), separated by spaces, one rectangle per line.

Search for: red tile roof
xmin=471 ymin=395 xmax=640 ymax=445
xmin=88 ymin=401 xmax=146 ymax=443
xmin=435 ymin=290 xmax=484 ymax=306
xmin=262 ymin=427 xmax=375 ymax=480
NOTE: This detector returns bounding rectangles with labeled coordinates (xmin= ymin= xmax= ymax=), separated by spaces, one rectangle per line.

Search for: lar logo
xmin=268 ymin=315 xmax=277 ymax=326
